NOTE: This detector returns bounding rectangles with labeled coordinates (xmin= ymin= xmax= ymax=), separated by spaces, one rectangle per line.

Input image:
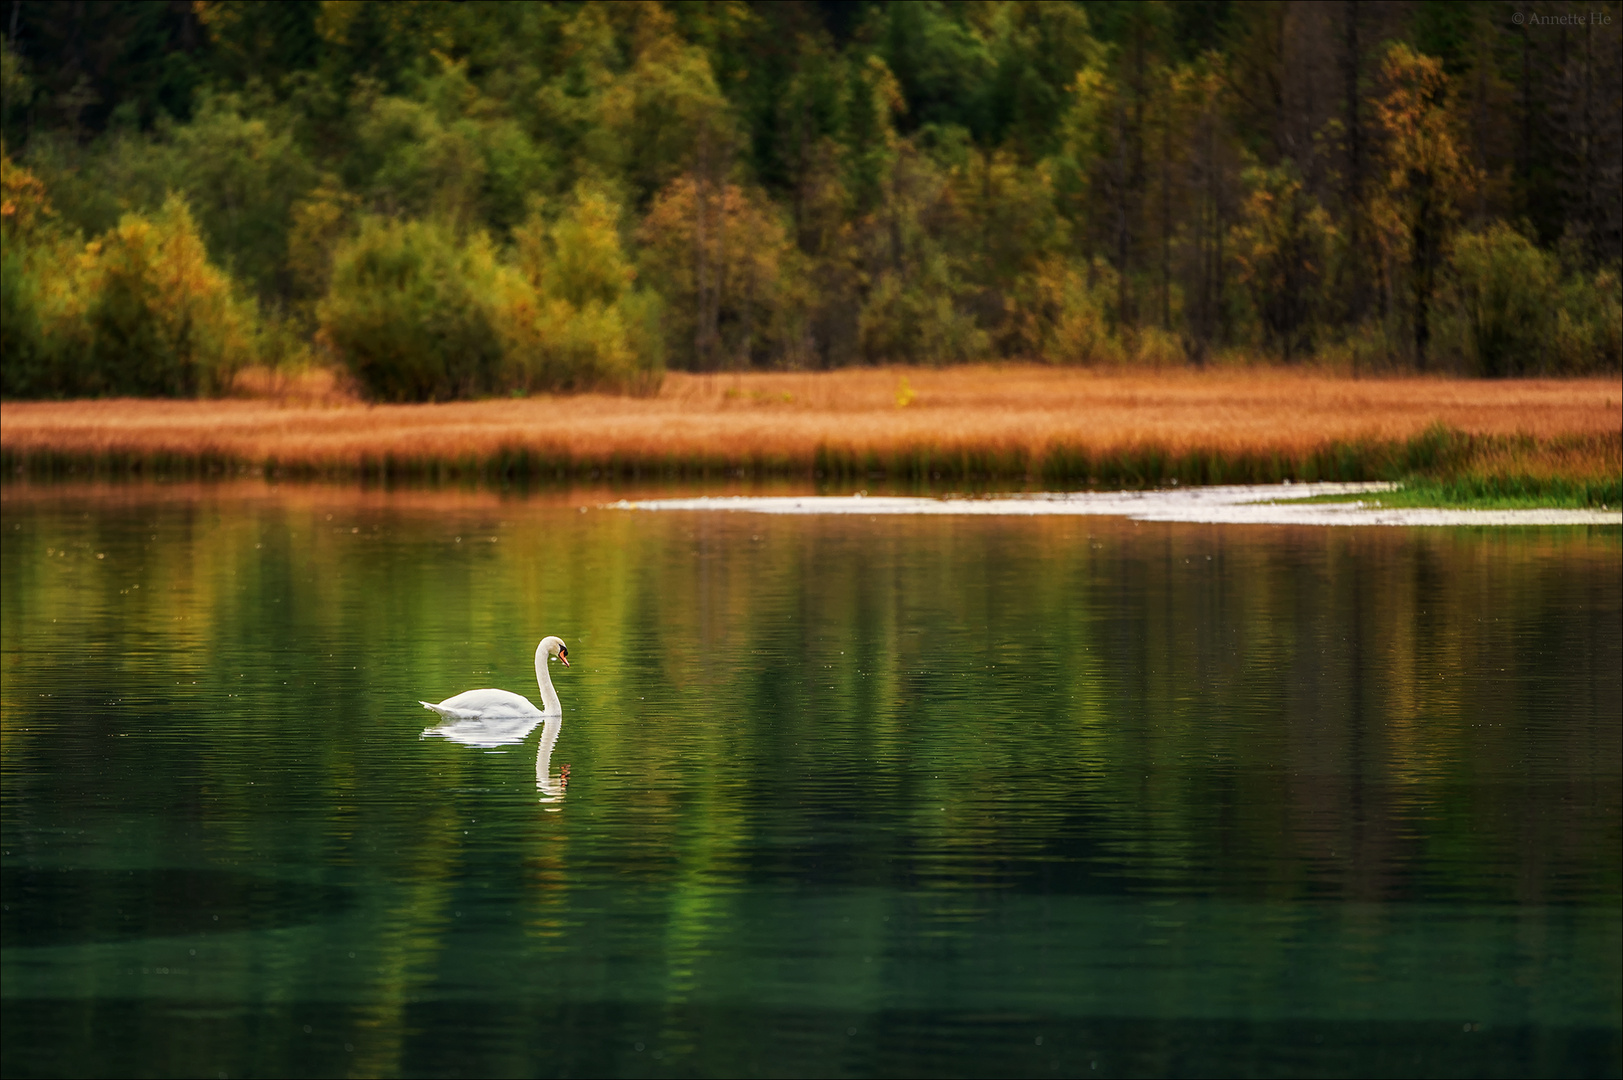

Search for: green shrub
xmin=319 ymin=218 xmax=505 ymax=401
xmin=3 ymin=185 xmax=252 ymax=398
xmin=0 ymin=242 xmax=53 ymax=395
xmin=1439 ymin=224 xmax=1622 ymax=375
xmin=1231 ymin=164 xmax=1336 ymax=361
xmin=2 ymin=151 xmax=69 ymax=396
xmin=322 ymin=199 xmax=664 ymax=401
xmin=1015 ymin=256 xmax=1122 ymax=364
xmin=1441 ymin=223 xmax=1558 ymax=376
xmin=81 ymin=196 xmax=253 ymax=396
xmin=493 ymin=290 xmax=646 ymax=393
xmin=501 ymin=186 xmax=665 ymax=392
xmin=1551 ymin=267 xmax=1622 ymax=373
xmin=858 ymin=259 xmax=987 ymax=365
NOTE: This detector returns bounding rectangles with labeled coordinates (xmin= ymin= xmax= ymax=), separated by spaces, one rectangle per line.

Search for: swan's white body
xmin=420 ymin=636 xmax=568 ymax=722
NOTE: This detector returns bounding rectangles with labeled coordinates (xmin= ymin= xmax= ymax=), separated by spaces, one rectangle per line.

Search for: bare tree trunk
xmin=713 ymin=148 xmax=730 ymax=370
xmin=1518 ymin=24 xmax=1532 ymax=217
xmin=1189 ymin=105 xmax=1215 ymax=369
xmin=692 ymin=134 xmax=712 ymax=370
xmin=1127 ymin=25 xmax=1146 ymax=334
xmin=1411 ymin=180 xmax=1435 ymax=372
xmin=1579 ymin=22 xmax=1596 ymax=265
xmin=1161 ymin=109 xmax=1172 ymax=330
xmin=1341 ymin=0 xmax=1366 ymax=325
xmin=1115 ymin=103 xmax=1130 ymax=330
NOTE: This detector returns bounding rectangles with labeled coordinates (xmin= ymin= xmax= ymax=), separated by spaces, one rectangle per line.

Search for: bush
xmin=1551 ymin=266 xmax=1622 ymax=373
xmin=1441 ymin=223 xmax=1557 ymax=376
xmin=4 ymin=184 xmax=254 ymax=398
xmin=1015 ymin=256 xmax=1122 ymax=364
xmin=319 ymin=218 xmax=506 ymax=401
xmin=0 ymin=242 xmax=51 ymax=395
xmin=858 ymin=263 xmax=988 ymax=364
xmin=1439 ymin=223 xmax=1622 ymax=376
xmin=501 ymin=187 xmax=664 ymax=392
xmin=321 ymin=196 xmax=665 ymax=402
xmin=82 ymin=196 xmax=254 ymax=395
xmin=492 ymin=287 xmax=662 ymax=393
xmin=1 ymin=151 xmax=71 ymax=396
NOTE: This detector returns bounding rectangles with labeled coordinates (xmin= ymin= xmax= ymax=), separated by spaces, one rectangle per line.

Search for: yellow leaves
xmin=527 ymin=186 xmax=638 ymax=308
xmin=894 ymin=376 xmax=917 ymax=408
xmin=1375 ymin=46 xmax=1454 ymax=172
xmin=314 ymin=0 xmax=452 ymax=54
xmin=1233 ymin=167 xmax=1337 ymax=279
xmin=497 ymin=186 xmax=662 ymax=393
xmin=101 ymin=197 xmax=252 ymax=377
xmin=1016 ymin=256 xmax=1120 ymax=365
xmin=494 ymin=287 xmax=642 ymax=393
xmin=0 ymin=151 xmax=53 ymax=244
xmin=638 ymin=173 xmax=801 ymax=369
xmin=313 ymin=1 xmax=360 ymax=47
xmin=639 ymin=176 xmax=790 ymax=306
xmin=1371 ymin=43 xmax=1478 ymax=233
xmin=864 ymin=54 xmax=907 ymax=123
xmin=1057 ymin=65 xmax=1115 ymax=158
xmin=1230 ymin=165 xmax=1337 ymax=358
xmin=12 ymin=193 xmax=261 ymax=395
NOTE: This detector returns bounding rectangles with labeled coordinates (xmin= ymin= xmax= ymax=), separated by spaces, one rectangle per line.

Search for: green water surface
xmin=2 ymin=483 xmax=1619 ymax=1078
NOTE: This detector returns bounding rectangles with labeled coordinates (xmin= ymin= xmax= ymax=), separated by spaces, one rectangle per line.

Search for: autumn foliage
xmin=1 ymin=3 xmax=1619 ymax=401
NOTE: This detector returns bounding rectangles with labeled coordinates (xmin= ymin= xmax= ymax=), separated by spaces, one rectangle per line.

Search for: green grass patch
xmin=1283 ymin=477 xmax=1618 ymax=510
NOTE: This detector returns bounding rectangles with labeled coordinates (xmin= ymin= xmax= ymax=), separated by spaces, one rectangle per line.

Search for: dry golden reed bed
xmin=3 ymin=366 xmax=1619 ymax=487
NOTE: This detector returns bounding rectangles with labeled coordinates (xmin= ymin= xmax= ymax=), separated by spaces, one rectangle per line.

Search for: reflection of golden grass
xmin=4 ymin=366 xmax=1619 ymax=485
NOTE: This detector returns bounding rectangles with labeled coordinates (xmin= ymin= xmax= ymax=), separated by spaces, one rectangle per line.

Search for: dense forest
xmin=1 ymin=1 xmax=1619 ymax=400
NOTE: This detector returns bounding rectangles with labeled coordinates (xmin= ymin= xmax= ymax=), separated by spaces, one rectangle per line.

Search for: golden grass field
xmin=3 ymin=366 xmax=1619 ymax=488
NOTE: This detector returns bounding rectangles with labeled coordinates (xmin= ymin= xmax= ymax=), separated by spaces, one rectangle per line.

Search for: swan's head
xmin=540 ymin=635 xmax=570 ymax=667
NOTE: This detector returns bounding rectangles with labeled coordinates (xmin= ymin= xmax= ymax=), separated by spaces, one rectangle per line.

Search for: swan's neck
xmin=535 ymin=648 xmax=562 ymax=714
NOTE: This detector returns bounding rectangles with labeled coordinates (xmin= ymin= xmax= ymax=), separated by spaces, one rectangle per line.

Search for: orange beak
xmin=557 ymin=649 xmax=570 ymax=666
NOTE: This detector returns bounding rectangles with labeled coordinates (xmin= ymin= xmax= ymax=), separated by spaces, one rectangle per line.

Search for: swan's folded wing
xmin=420 ymin=688 xmax=541 ymax=718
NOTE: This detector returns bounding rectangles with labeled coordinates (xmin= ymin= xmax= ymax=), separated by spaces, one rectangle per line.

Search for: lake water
xmin=2 ymin=482 xmax=1619 ymax=1078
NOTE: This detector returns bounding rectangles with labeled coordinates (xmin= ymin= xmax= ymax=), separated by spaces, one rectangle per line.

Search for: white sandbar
xmin=611 ymin=483 xmax=1622 ymax=527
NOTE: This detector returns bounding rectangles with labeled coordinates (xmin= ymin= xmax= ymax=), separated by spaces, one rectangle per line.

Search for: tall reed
xmin=4 ymin=369 xmax=1617 ymax=503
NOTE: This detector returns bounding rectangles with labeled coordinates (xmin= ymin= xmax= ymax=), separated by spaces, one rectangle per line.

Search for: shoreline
xmin=617 ymin=485 xmax=1623 ymax=527
xmin=3 ymin=368 xmax=1618 ymax=499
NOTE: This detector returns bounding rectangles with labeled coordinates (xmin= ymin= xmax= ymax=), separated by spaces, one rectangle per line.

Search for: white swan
xmin=420 ymin=636 xmax=570 ymax=721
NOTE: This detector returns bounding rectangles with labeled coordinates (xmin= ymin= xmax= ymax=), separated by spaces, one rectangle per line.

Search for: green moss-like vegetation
xmin=1284 ymin=482 xmax=1617 ymax=511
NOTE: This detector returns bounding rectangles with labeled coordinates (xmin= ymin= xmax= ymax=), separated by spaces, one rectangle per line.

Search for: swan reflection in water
xmin=420 ymin=712 xmax=570 ymax=803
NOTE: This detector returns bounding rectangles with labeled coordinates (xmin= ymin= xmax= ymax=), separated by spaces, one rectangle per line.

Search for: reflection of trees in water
xmin=6 ymin=494 xmax=1618 ymax=911
xmin=6 ymin=491 xmax=1619 ymax=1072
xmin=589 ymin=513 xmax=1621 ymax=907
